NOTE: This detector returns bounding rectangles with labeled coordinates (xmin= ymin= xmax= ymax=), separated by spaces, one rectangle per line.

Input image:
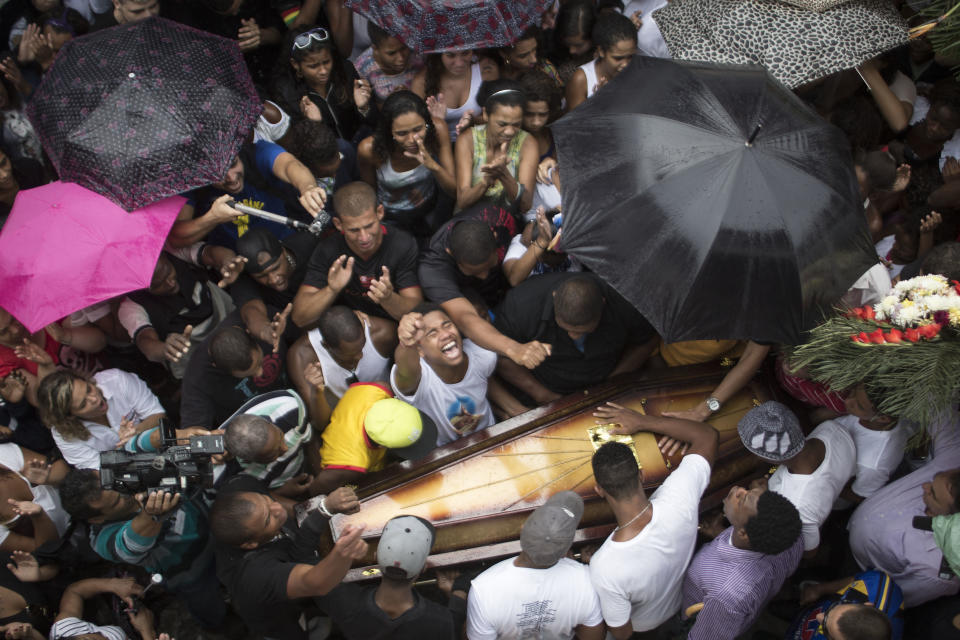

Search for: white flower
xmin=895 ymin=274 xmax=949 ymax=297
xmin=875 ymin=295 xmax=898 ymax=320
xmin=892 ymin=304 xmax=924 ymax=327
xmin=921 ymin=294 xmax=960 ymax=313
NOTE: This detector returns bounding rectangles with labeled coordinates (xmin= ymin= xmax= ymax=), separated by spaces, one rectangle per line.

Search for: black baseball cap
xmin=236 ymin=228 xmax=283 ymax=275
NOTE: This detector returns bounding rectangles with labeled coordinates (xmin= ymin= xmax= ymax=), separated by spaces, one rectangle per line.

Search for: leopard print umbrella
xmin=653 ymin=0 xmax=909 ymax=88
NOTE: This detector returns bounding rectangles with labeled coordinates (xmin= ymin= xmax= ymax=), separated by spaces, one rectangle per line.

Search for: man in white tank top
xmin=391 ymin=303 xmax=504 ymax=446
xmin=287 ymin=306 xmax=397 ymax=426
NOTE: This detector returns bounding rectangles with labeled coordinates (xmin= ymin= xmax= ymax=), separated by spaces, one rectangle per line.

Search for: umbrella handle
xmin=229 ymin=201 xmax=327 ymax=236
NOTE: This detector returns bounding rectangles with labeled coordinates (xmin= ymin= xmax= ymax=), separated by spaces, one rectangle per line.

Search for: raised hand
xmin=366 ymin=266 xmax=394 ymax=305
xmin=536 ymin=157 xmax=557 ymax=185
xmin=303 ymin=361 xmax=325 ymax=391
xmin=353 ymin=79 xmax=372 ymax=112
xmin=0 ymin=371 xmax=27 ymax=404
xmin=163 ymin=325 xmax=192 ymax=363
xmin=115 ymin=416 xmax=137 ymax=449
xmin=269 ymin=303 xmax=293 ymax=354
xmin=532 ymin=207 xmax=554 ymax=250
xmin=300 ymin=95 xmax=323 ymax=122
xmin=17 ymin=24 xmax=41 ymax=64
xmin=892 ymin=163 xmax=912 ymax=191
xmin=14 ymin=339 xmax=52 ymax=367
xmin=238 ymin=18 xmax=261 ymax=51
xmin=403 ymin=135 xmax=440 ymax=171
xmin=397 ymin=312 xmax=425 ymax=348
xmin=7 ymin=499 xmax=40 ymax=518
xmin=456 ymin=109 xmax=474 ymax=135
xmin=942 ymin=157 xmax=960 ymax=183
xmin=327 ymin=255 xmax=355 ymax=293
xmin=426 ymin=93 xmax=447 ymax=120
xmin=22 ymin=459 xmax=51 ymax=485
xmin=6 ymin=550 xmax=39 ymax=582
xmin=920 ymin=210 xmax=943 ymax=234
xmin=217 ymin=255 xmax=247 ymax=288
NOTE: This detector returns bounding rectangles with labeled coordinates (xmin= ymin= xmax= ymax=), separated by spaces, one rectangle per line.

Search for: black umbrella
xmin=26 ymin=17 xmax=261 ymax=211
xmin=552 ymin=56 xmax=877 ymax=345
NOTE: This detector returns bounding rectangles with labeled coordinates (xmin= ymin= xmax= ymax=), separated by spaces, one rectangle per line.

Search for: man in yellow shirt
xmin=312 ymin=383 xmax=437 ymax=493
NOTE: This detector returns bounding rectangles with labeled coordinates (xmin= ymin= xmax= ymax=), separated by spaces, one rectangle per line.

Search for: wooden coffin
xmin=328 ymin=362 xmax=786 ymax=580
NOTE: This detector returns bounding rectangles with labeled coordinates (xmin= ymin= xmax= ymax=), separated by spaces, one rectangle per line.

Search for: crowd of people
xmin=0 ymin=0 xmax=958 ymax=638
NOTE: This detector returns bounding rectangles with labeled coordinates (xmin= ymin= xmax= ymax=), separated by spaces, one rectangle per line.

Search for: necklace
xmin=614 ymin=502 xmax=651 ymax=531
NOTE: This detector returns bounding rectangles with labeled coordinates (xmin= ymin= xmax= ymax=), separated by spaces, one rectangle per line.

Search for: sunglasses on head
xmin=816 ymin=600 xmax=845 ymax=639
xmin=292 ymin=27 xmax=330 ymax=55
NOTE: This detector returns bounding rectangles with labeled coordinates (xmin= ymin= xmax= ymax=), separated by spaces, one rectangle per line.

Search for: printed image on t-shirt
xmin=516 ymin=600 xmax=557 ymax=636
xmin=448 ymin=396 xmax=484 ymax=435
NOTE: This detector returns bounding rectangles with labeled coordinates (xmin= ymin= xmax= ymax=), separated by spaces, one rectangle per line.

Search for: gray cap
xmin=377 ymin=515 xmax=435 ymax=580
xmin=737 ymin=401 xmax=805 ymax=462
xmin=520 ymin=491 xmax=584 ymax=567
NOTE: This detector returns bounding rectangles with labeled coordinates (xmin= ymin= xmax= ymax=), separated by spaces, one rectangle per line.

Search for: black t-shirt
xmin=127 ymin=254 xmax=214 ymax=341
xmin=418 ymin=204 xmax=517 ymax=308
xmin=317 ymin=583 xmax=456 ymax=640
xmin=230 ymin=230 xmax=318 ymax=312
xmin=180 ymin=311 xmax=289 ymax=429
xmin=216 ymin=474 xmax=321 ymax=640
xmin=493 ymin=272 xmax=656 ymax=394
xmin=302 ymin=226 xmax=419 ymax=318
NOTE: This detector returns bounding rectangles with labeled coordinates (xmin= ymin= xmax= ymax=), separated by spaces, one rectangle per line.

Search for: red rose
xmin=905 ymin=328 xmax=921 ymax=342
xmin=857 ymin=331 xmax=870 ymax=343
xmin=885 ymin=328 xmax=903 ymax=343
xmin=863 ymin=306 xmax=876 ymax=320
xmin=869 ymin=328 xmax=886 ymax=344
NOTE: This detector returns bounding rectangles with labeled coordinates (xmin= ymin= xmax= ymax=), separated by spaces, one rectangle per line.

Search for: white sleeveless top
xmin=580 ymin=59 xmax=600 ymax=99
xmin=443 ymin=63 xmax=483 ymax=143
xmin=307 ymin=318 xmax=391 ymax=401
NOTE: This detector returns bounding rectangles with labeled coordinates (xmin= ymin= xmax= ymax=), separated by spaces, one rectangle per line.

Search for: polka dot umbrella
xmin=344 ymin=0 xmax=553 ymax=53
xmin=26 ymin=17 xmax=261 ymax=211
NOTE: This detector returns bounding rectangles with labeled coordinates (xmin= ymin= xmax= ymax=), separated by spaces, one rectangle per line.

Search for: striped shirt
xmin=91 ymin=496 xmax=210 ymax=585
xmin=681 ymin=526 xmax=803 ymax=640
xmin=50 ymin=618 xmax=126 ymax=640
xmin=221 ymin=389 xmax=312 ymax=489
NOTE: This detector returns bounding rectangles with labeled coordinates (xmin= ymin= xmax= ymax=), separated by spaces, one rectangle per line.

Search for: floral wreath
xmin=790 ymin=275 xmax=960 ymax=428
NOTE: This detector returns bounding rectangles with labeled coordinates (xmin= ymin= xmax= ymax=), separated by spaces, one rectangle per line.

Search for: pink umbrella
xmin=0 ymin=182 xmax=184 ymax=332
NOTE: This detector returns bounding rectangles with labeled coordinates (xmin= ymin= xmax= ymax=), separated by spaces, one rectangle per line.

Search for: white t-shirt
xmin=51 ymin=369 xmax=165 ymax=470
xmin=0 ymin=444 xmax=70 ymax=544
xmin=831 ymin=414 xmax=908 ymax=499
xmin=391 ymin=340 xmax=496 ymax=446
xmin=467 ymin=556 xmax=603 ymax=640
xmin=768 ymin=421 xmax=856 ymax=551
xmin=589 ymin=454 xmax=712 ymax=631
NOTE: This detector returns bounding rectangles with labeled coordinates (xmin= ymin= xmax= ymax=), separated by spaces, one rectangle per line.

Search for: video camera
xmin=99 ymin=418 xmax=224 ymax=495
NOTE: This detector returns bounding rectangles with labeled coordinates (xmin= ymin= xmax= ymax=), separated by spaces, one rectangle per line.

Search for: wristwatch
xmin=706 ymin=397 xmax=721 ymax=412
